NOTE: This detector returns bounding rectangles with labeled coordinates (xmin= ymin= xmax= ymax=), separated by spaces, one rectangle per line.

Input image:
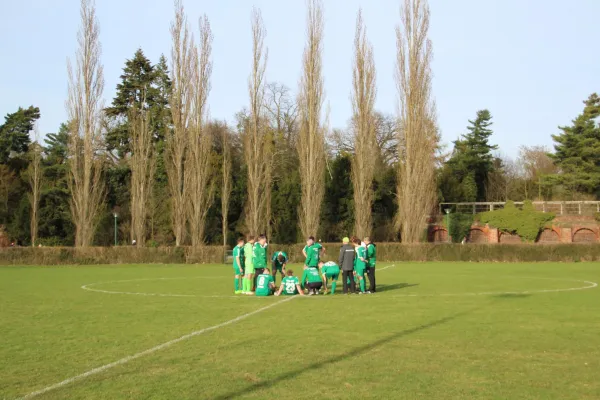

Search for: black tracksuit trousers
xmin=342 ymin=270 xmax=356 ymax=294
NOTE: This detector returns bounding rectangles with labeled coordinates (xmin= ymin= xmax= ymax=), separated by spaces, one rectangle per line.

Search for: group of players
xmin=232 ymin=235 xmax=377 ymax=296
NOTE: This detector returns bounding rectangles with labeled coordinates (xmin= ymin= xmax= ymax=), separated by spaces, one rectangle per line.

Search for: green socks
xmin=360 ymin=279 xmax=365 ymax=293
xmin=242 ymin=278 xmax=249 ymax=292
xmin=331 ymin=281 xmax=337 ymax=294
xmin=234 ymin=278 xmax=239 ymax=292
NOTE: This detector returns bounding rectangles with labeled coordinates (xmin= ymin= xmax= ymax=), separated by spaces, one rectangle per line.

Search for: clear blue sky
xmin=1 ymin=0 xmax=598 ymax=157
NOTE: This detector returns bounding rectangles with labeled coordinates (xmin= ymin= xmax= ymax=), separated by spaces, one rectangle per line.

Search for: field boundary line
xmin=377 ymin=263 xmax=396 ymax=272
xmin=16 ymin=296 xmax=295 ymax=400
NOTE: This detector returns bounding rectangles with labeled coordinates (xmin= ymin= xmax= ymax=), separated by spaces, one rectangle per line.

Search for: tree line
xmin=1 ymin=0 xmax=598 ymax=247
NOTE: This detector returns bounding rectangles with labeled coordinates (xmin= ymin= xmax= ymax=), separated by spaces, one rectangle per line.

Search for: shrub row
xmin=3 ymin=243 xmax=600 ymax=265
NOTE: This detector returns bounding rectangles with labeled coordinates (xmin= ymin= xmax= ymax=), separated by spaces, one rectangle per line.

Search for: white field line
xmin=377 ymin=264 xmax=396 ymax=272
xmin=16 ymin=296 xmax=296 ymax=400
xmin=81 ymin=266 xmax=398 ymax=298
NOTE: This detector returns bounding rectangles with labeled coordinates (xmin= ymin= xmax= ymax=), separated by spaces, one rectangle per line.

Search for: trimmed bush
xmin=478 ymin=200 xmax=555 ymax=242
xmin=445 ymin=213 xmax=474 ymax=243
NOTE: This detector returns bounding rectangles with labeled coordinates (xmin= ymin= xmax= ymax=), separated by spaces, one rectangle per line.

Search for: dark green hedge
xmin=3 ymin=243 xmax=600 ymax=265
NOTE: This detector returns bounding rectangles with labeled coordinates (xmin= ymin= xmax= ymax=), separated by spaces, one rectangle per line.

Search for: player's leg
xmin=234 ymin=266 xmax=242 ymax=294
xmin=358 ymin=270 xmax=366 ymax=293
xmin=330 ymin=273 xmax=338 ymax=294
xmin=272 ymin=269 xmax=278 ymax=286
xmin=368 ymin=266 xmax=376 ymax=293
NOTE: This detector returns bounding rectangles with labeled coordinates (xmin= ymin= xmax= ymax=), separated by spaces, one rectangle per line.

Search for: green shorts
xmin=233 ymin=265 xmax=243 ymax=275
xmin=324 ymin=273 xmax=339 ymax=281
xmin=245 ymin=264 xmax=255 ymax=275
xmin=354 ymin=267 xmax=366 ymax=277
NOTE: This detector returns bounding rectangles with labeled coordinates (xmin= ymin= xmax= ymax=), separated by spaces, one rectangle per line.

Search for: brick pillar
xmin=560 ymin=227 xmax=572 ymax=243
xmin=488 ymin=228 xmax=499 ymax=243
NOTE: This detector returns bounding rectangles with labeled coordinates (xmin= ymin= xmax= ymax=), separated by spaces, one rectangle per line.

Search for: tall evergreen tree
xmin=105 ymin=49 xmax=156 ymax=158
xmin=0 ymin=106 xmax=40 ymax=163
xmin=549 ymin=93 xmax=600 ymax=197
xmin=446 ymin=109 xmax=498 ymax=201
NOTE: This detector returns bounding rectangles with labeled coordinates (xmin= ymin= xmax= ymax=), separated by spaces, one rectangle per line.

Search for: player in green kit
xmin=301 ymin=266 xmax=323 ymax=295
xmin=255 ymin=268 xmax=275 ymax=296
xmin=253 ymin=235 xmax=268 ymax=291
xmin=365 ymin=237 xmax=376 ymax=293
xmin=242 ymin=235 xmax=255 ymax=294
xmin=319 ymin=261 xmax=340 ymax=295
xmin=271 ymin=251 xmax=288 ymax=285
xmin=352 ymin=238 xmax=368 ymax=294
xmin=275 ymin=270 xmax=304 ymax=296
xmin=232 ymin=238 xmax=245 ymax=294
xmin=304 ymin=236 xmax=325 ymax=270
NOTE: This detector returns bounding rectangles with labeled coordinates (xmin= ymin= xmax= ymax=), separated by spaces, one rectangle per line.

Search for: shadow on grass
xmin=212 ymin=309 xmax=475 ymax=400
xmin=376 ymin=283 xmax=419 ymax=293
xmin=493 ymin=293 xmax=531 ymax=299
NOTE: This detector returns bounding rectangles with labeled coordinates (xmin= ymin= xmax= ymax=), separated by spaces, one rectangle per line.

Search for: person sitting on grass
xmin=275 ymin=269 xmax=304 ymax=296
xmin=271 ymin=250 xmax=288 ymax=285
xmin=319 ymin=261 xmax=340 ymax=295
xmin=255 ymin=268 xmax=276 ymax=297
xmin=301 ymin=265 xmax=323 ymax=295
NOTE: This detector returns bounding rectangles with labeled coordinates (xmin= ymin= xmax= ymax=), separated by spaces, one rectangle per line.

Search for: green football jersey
xmin=281 ymin=276 xmax=300 ymax=295
xmin=366 ymin=244 xmax=376 ymax=267
xmin=253 ymin=243 xmax=267 ymax=268
xmin=305 ymin=243 xmax=323 ymax=267
xmin=355 ymin=246 xmax=367 ymax=269
xmin=301 ymin=267 xmax=322 ymax=287
xmin=271 ymin=251 xmax=288 ymax=268
xmin=255 ymin=273 xmax=274 ymax=296
xmin=322 ymin=261 xmax=340 ymax=276
xmin=243 ymin=243 xmax=254 ymax=268
xmin=232 ymin=245 xmax=243 ymax=269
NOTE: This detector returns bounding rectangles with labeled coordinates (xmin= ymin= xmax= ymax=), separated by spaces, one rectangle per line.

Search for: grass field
xmin=1 ymin=262 xmax=599 ymax=400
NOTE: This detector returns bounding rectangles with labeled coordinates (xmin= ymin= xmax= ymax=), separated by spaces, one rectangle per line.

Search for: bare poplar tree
xmin=28 ymin=125 xmax=43 ymax=247
xmin=298 ymin=0 xmax=326 ymax=239
xmin=166 ymin=0 xmax=193 ymax=246
xmin=395 ymin=0 xmax=438 ymax=243
xmin=67 ymin=0 xmax=105 ymax=247
xmin=221 ymin=126 xmax=232 ymax=246
xmin=351 ymin=9 xmax=377 ymax=238
xmin=244 ymin=8 xmax=269 ymax=236
xmin=186 ymin=15 xmax=215 ymax=246
xmin=129 ymin=93 xmax=155 ymax=247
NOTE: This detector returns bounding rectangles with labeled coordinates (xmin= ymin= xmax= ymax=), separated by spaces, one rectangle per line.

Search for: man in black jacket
xmin=338 ymin=237 xmax=356 ymax=294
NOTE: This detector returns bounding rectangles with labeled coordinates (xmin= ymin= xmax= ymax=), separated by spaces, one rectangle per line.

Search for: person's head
xmin=286 ymin=269 xmax=294 ymax=276
xmin=342 ymin=237 xmax=350 ymax=245
xmin=318 ymin=261 xmax=324 ymax=268
xmin=364 ymin=237 xmax=371 ymax=244
xmin=352 ymin=238 xmax=361 ymax=247
xmin=277 ymin=253 xmax=285 ymax=263
xmin=246 ymin=234 xmax=255 ymax=243
xmin=307 ymin=236 xmax=315 ymax=245
xmin=258 ymin=234 xmax=267 ymax=245
xmin=263 ymin=267 xmax=270 ymax=275
xmin=237 ymin=237 xmax=245 ymax=246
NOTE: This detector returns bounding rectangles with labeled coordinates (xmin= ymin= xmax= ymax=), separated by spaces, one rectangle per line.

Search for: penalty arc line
xmin=16 ymin=296 xmax=296 ymax=400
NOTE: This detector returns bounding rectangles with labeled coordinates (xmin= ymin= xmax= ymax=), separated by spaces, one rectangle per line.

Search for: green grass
xmin=1 ymin=262 xmax=599 ymax=399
